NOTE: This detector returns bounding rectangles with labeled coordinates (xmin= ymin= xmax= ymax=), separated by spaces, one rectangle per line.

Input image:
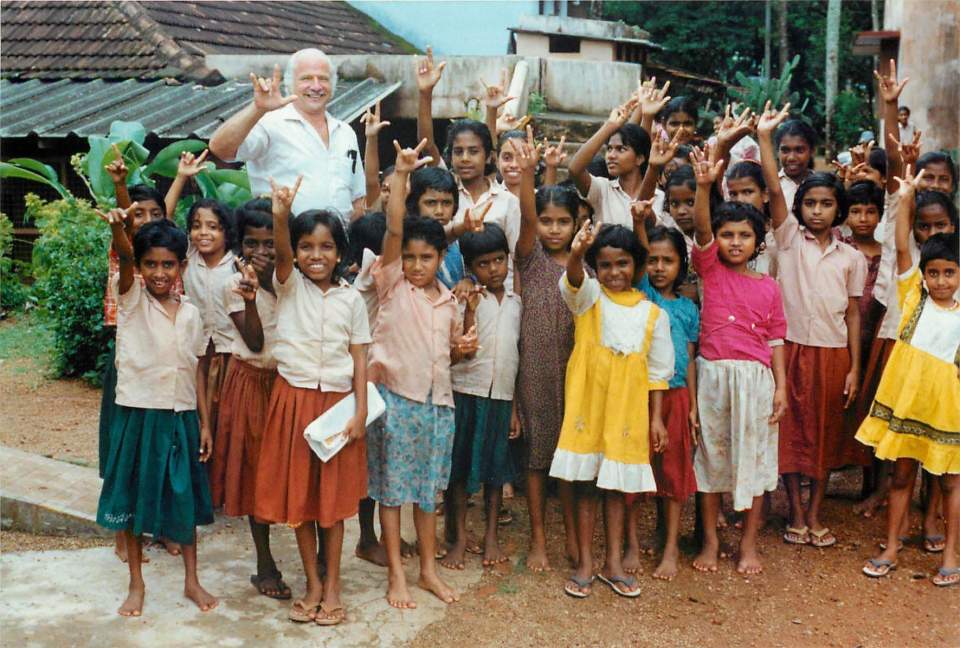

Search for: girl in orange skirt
xmin=254 ymin=179 xmax=372 ymax=626
xmin=773 ymin=172 xmax=868 ymax=548
xmin=215 ymin=199 xmax=291 ymax=599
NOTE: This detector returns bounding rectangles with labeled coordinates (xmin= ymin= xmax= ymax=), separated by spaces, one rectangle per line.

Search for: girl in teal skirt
xmin=95 ymin=208 xmax=216 ymax=617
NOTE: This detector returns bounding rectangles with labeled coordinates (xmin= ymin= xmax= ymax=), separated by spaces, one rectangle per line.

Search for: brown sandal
xmin=314 ymin=602 xmax=346 ymax=626
xmin=288 ymin=599 xmax=319 ymax=623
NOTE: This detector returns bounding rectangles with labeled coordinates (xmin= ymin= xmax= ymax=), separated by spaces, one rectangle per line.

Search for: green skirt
xmin=451 ymin=393 xmax=516 ymax=494
xmin=98 ymin=342 xmax=118 ymax=478
xmin=97 ymin=406 xmax=214 ymax=544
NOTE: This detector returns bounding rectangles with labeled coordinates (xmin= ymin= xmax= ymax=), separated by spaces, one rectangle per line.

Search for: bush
xmin=833 ymin=90 xmax=874 ymax=152
xmin=27 ymin=194 xmax=111 ymax=382
xmin=1 ymin=213 xmax=33 ymax=312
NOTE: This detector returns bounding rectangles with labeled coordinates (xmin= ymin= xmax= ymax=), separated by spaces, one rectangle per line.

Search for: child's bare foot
xmin=854 ymin=493 xmax=886 ymax=518
xmin=153 ymin=537 xmax=181 ymax=556
xmin=418 ymin=572 xmax=459 ymax=604
xmin=184 ymin=581 xmax=218 ymax=612
xmin=526 ymin=543 xmax=551 ymax=572
xmin=400 ymin=537 xmax=418 ymax=559
xmin=440 ymin=541 xmax=467 ymax=570
xmin=653 ymin=547 xmax=679 ymax=581
xmin=716 ymin=511 xmax=729 ymax=529
xmin=355 ymin=540 xmax=389 ymax=567
xmin=482 ymin=541 xmax=509 ymax=567
xmin=386 ymin=572 xmax=416 ymax=609
xmin=622 ymin=547 xmax=643 ymax=575
xmin=118 ymin=583 xmax=145 ymax=617
xmin=736 ymin=547 xmax=763 ymax=575
xmin=693 ymin=540 xmax=719 ymax=573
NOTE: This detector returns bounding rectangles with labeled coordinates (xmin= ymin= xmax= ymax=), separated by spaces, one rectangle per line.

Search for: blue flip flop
xmin=597 ymin=573 xmax=641 ymax=598
xmin=932 ymin=566 xmax=960 ymax=587
xmin=862 ymin=558 xmax=896 ymax=578
xmin=564 ymin=574 xmax=595 ymax=598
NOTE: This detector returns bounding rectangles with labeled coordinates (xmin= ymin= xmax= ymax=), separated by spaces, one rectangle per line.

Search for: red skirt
xmin=650 ymin=387 xmax=698 ymax=501
xmin=212 ymin=359 xmax=277 ymax=516
xmin=779 ymin=343 xmax=871 ymax=478
xmin=253 ymin=376 xmax=367 ymax=528
xmin=203 ymin=348 xmax=231 ymax=487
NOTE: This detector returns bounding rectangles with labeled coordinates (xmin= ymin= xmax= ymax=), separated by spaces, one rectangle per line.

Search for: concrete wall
xmin=884 ymin=0 xmax=959 ymax=155
xmin=515 ymin=32 xmax=616 ymax=61
xmin=207 ymin=54 xmax=643 ymax=120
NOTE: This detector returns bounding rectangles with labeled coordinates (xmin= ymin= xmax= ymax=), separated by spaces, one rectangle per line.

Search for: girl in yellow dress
xmin=858 ymin=166 xmax=960 ymax=587
xmin=550 ymin=221 xmax=674 ymax=599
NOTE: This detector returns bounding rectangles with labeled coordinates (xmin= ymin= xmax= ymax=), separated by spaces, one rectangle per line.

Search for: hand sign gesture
xmin=496 ymin=112 xmax=530 ymax=136
xmin=755 ymin=100 xmax=791 ymax=138
xmin=508 ymin=126 xmax=542 ymax=173
xmin=607 ymin=96 xmax=640 ymax=128
xmin=104 ymin=143 xmax=128 ymax=184
xmin=270 ymin=175 xmax=303 ymax=219
xmin=463 ymin=199 xmax=493 ymax=233
xmin=392 ymin=138 xmax=433 ymax=175
xmin=648 ymin=129 xmax=684 ymax=168
xmin=689 ymin=145 xmax=724 ymax=186
xmin=96 ymin=203 xmax=136 ymax=258
xmin=874 ymin=58 xmax=908 ymax=104
xmin=250 ymin=64 xmax=298 ymax=112
xmin=637 ymin=77 xmax=671 ymax=117
xmin=463 ymin=284 xmax=485 ymax=312
xmin=849 ymin=138 xmax=874 ymax=167
xmin=893 ymin=164 xmax=928 ymax=199
xmin=233 ymin=261 xmax=260 ymax=303
xmin=177 ymin=149 xmax=209 ymax=178
xmin=361 ymin=101 xmax=391 ymax=138
xmin=888 ymin=129 xmax=922 ymax=167
xmin=542 ymin=134 xmax=567 ymax=168
xmin=717 ymin=104 xmax=758 ymax=148
xmin=481 ymin=68 xmax=515 ymax=109
xmin=456 ymin=325 xmax=480 ymax=356
xmin=630 ymin=198 xmax=656 ymax=229
xmin=570 ymin=219 xmax=596 ymax=257
xmin=415 ymin=45 xmax=446 ymax=92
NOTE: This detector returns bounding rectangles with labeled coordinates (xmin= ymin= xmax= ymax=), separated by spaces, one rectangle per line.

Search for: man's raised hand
xmin=250 ymin=64 xmax=298 ymax=113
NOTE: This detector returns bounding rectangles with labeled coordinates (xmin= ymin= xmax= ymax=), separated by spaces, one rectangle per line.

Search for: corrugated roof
xmin=0 ymin=78 xmax=401 ymax=140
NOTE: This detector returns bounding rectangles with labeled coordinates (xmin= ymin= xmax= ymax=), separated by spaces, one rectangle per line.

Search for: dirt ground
xmin=1 ymin=314 xmax=957 ymax=645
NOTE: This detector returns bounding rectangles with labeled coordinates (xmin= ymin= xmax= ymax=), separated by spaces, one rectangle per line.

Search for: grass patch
xmin=0 ymin=310 xmax=54 ymax=372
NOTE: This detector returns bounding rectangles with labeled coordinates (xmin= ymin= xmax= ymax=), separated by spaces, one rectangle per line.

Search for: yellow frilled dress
xmin=548 ymin=274 xmax=675 ymax=493
xmin=856 ymin=267 xmax=960 ymax=474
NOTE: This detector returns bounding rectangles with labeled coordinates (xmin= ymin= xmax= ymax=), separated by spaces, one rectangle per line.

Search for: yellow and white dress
xmin=549 ymin=274 xmax=674 ymax=492
xmin=856 ymin=267 xmax=960 ymax=474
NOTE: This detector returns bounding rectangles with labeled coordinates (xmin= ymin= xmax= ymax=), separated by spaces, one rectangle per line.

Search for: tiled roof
xmin=0 ymin=1 xmax=412 ymax=84
xmin=0 ymin=78 xmax=401 ymax=140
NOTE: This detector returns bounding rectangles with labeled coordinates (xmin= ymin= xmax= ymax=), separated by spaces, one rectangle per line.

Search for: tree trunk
xmin=778 ymin=0 xmax=789 ymax=74
xmin=824 ymin=0 xmax=841 ymax=161
xmin=764 ymin=0 xmax=772 ymax=78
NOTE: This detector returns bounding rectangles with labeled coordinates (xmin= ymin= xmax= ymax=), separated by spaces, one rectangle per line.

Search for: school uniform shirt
xmin=453 ymin=178 xmax=521 ymax=288
xmin=104 ymin=248 xmax=183 ymax=327
xmin=233 ymin=104 xmax=365 ymax=225
xmin=223 ymin=273 xmax=279 ymax=369
xmin=368 ymin=257 xmax=461 ymax=408
xmin=451 ymin=290 xmax=522 ymax=401
xmin=778 ymin=168 xmax=810 ymax=218
xmin=182 ymin=247 xmax=237 ymax=353
xmin=774 ymin=214 xmax=867 ymax=348
xmin=113 ymin=277 xmax=206 ymax=412
xmin=272 ymin=270 xmax=371 ymax=392
xmin=353 ymin=248 xmax=381 ymax=333
xmin=585 ymin=175 xmax=636 ymax=230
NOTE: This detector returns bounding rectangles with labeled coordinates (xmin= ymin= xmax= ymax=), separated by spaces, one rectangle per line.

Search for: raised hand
xmin=392 ymin=138 xmax=433 ymax=175
xmin=233 ymin=261 xmax=260 ymax=302
xmin=508 ymin=126 xmax=542 ymax=173
xmin=177 ymin=149 xmax=209 ymax=178
xmin=361 ymin=101 xmax=391 ymax=138
xmin=888 ymin=130 xmax=922 ymax=168
xmin=481 ymin=68 xmax=515 ymax=109
xmin=96 ymin=203 xmax=136 ymax=258
xmin=893 ymin=164 xmax=928 ymax=199
xmin=570 ymin=219 xmax=596 ymax=257
xmin=637 ymin=77 xmax=671 ymax=117
xmin=630 ymin=198 xmax=656 ymax=229
xmin=463 ymin=199 xmax=493 ymax=233
xmin=415 ymin=45 xmax=446 ymax=93
xmin=689 ymin=145 xmax=724 ymax=186
xmin=607 ymin=95 xmax=640 ymax=128
xmin=270 ymin=175 xmax=303 ymax=218
xmin=831 ymin=159 xmax=851 ymax=184
xmin=104 ymin=143 xmax=128 ymax=184
xmin=496 ymin=112 xmax=530 ymax=135
xmin=850 ymin=138 xmax=874 ymax=167
xmin=648 ymin=128 xmax=684 ymax=168
xmin=756 ymin=100 xmax=791 ymax=137
xmin=874 ymin=58 xmax=908 ymax=104
xmin=249 ymin=64 xmax=297 ymax=112
xmin=542 ymin=134 xmax=567 ymax=168
xmin=463 ymin=284 xmax=484 ymax=311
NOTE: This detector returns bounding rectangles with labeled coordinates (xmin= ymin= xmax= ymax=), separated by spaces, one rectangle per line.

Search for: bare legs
xmin=182 ymin=538 xmax=217 ymax=611
xmin=694 ymin=492 xmax=764 ymax=574
xmin=940 ymin=475 xmax=959 ymax=573
xmin=525 ymin=470 xmax=578 ymax=571
xmin=355 ymin=497 xmax=388 ymax=566
xmin=869 ymin=458 xmax=917 ymax=568
xmin=784 ymin=473 xmax=829 ymax=538
xmin=653 ymin=498 xmax=683 ymax=580
xmin=567 ymin=485 xmax=597 ymax=595
xmin=118 ymin=531 xmax=145 ymax=616
xmin=380 ymin=504 xmax=459 ymax=609
xmin=482 ymin=484 xmax=508 ymax=566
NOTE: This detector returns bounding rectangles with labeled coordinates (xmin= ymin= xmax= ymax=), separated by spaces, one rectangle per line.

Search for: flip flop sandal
xmin=783 ymin=526 xmax=810 ymax=545
xmin=563 ymin=575 xmax=595 ymax=599
xmin=250 ymin=572 xmax=292 ymax=600
xmin=878 ymin=535 xmax=908 ymax=551
xmin=862 ymin=558 xmax=897 ymax=578
xmin=314 ymin=603 xmax=346 ymax=626
xmin=288 ymin=599 xmax=320 ymax=623
xmin=597 ymin=573 xmax=642 ymax=598
xmin=931 ymin=567 xmax=960 ymax=587
xmin=923 ymin=534 xmax=946 ymax=553
xmin=498 ymin=508 xmax=513 ymax=525
xmin=809 ymin=528 xmax=837 ymax=548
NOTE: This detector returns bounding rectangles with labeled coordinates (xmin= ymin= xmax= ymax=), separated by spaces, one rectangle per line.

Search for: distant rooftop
xmin=511 ymin=14 xmax=662 ymax=49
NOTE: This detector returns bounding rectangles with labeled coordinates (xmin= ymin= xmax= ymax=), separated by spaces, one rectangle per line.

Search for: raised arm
xmin=541 ymin=135 xmax=566 ymax=187
xmin=566 ymin=219 xmax=595 ymax=288
xmin=639 ymin=129 xmax=682 ymax=201
xmin=509 ymin=130 xmax=542 ymax=259
xmin=164 ymin=149 xmax=209 ymax=219
xmin=360 ymin=102 xmax=390 ymax=209
xmin=229 ymin=262 xmax=265 ymax=352
xmin=96 ymin=204 xmax=137 ymax=295
xmin=385 ymin=139 xmax=433 ymax=265
xmin=894 ymin=165 xmax=925 ymax=274
xmin=875 ymin=59 xmax=909 ymax=194
xmin=415 ymin=47 xmax=446 ymax=167
xmin=270 ymin=175 xmax=303 ymax=284
xmin=637 ymin=78 xmax=671 ymax=137
xmin=210 ymin=65 xmax=296 ymax=160
xmin=482 ymin=68 xmax=515 ymax=150
xmin=568 ymin=96 xmax=638 ymax=196
xmin=713 ymin=105 xmax=757 ymax=171
xmin=630 ymin=198 xmax=656 ymax=250
xmin=104 ymin=144 xmax=130 ymax=209
xmin=689 ymin=146 xmax=724 ymax=247
xmin=756 ymin=101 xmax=792 ymax=230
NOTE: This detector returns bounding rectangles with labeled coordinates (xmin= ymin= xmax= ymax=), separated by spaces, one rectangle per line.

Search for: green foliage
xmin=0 ymin=213 xmax=33 ymax=311
xmin=527 ymin=92 xmax=548 ymax=115
xmin=0 ymin=161 xmax=71 ymax=200
xmin=0 ymin=310 xmax=54 ymax=378
xmin=833 ymin=90 xmax=874 ymax=150
xmin=728 ymin=55 xmax=810 ymax=117
xmin=27 ymin=194 xmax=112 ymax=381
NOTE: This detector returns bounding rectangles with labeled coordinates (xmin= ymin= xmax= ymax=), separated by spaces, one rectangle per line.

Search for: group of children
xmin=94 ymin=55 xmax=959 ymax=621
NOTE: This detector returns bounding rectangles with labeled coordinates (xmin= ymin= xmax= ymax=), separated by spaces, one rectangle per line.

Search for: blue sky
xmin=350 ymin=1 xmax=538 ymax=55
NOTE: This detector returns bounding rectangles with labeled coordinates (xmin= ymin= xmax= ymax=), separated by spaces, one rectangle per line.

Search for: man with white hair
xmin=210 ymin=49 xmax=365 ymax=223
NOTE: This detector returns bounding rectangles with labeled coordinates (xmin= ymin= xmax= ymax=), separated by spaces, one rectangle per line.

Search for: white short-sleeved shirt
xmin=114 ymin=277 xmax=206 ymax=412
xmin=234 ymin=104 xmax=365 ymax=224
xmin=353 ymin=248 xmax=380 ymax=333
xmin=451 ymin=290 xmax=522 ymax=401
xmin=272 ymin=270 xmax=371 ymax=391
xmin=585 ymin=175 xmax=636 ymax=230
xmin=182 ymin=247 xmax=237 ymax=353
xmin=453 ymin=178 xmax=521 ymax=288
xmin=224 ymin=273 xmax=278 ymax=369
